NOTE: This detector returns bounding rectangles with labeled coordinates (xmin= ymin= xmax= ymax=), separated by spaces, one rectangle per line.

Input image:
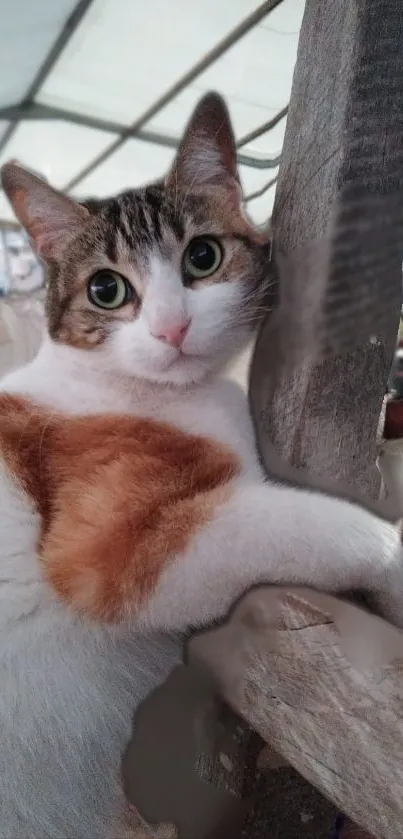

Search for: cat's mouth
xmin=161 ymin=347 xmax=205 ymax=371
xmin=165 ymin=349 xmax=196 ymax=367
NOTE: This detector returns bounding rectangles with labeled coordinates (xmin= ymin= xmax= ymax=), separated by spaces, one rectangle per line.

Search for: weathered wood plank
xmin=190 ymin=587 xmax=403 ymax=839
xmin=239 ymin=0 xmax=403 ymax=834
xmin=250 ymin=0 xmax=403 ymax=502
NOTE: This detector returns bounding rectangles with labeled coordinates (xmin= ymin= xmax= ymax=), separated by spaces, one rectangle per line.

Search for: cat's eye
xmin=183 ymin=237 xmax=223 ymax=281
xmin=87 ymin=270 xmax=133 ymax=309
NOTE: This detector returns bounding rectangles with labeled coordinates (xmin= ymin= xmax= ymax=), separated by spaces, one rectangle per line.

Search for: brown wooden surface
xmin=190 ymin=587 xmax=403 ymax=839
xmin=239 ymin=0 xmax=403 ymax=835
xmin=249 ymin=0 xmax=403 ymax=505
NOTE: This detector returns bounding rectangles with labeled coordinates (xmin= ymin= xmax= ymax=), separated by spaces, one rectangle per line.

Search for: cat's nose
xmin=152 ymin=319 xmax=191 ymax=348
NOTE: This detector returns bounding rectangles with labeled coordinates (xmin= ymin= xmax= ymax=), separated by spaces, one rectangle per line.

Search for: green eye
xmin=183 ymin=237 xmax=223 ymax=281
xmin=87 ymin=270 xmax=132 ymax=309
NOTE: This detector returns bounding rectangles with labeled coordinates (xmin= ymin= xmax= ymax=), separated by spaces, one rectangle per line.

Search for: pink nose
xmin=152 ymin=319 xmax=190 ymax=348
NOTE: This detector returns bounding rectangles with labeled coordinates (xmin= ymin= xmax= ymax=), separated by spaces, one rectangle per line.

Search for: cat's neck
xmin=3 ymin=335 xmax=201 ymax=415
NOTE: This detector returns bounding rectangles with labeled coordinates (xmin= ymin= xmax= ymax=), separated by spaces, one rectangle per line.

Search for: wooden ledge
xmin=189 ymin=587 xmax=403 ymax=839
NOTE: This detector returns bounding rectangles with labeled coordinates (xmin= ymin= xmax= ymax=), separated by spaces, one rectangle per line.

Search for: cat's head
xmin=1 ymin=93 xmax=271 ymax=386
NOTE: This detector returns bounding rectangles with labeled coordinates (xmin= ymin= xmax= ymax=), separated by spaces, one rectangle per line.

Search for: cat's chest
xmin=127 ymin=384 xmax=262 ymax=477
xmin=1 ymin=362 xmax=262 ymax=477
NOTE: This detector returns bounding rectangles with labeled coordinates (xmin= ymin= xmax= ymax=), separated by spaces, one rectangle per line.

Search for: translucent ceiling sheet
xmin=239 ymin=163 xmax=278 ymax=223
xmin=0 ymin=0 xmax=304 ymax=227
xmin=37 ymin=0 xmax=263 ymax=125
xmin=72 ymin=137 xmax=175 ymax=199
xmin=260 ymin=0 xmax=305 ymax=34
xmin=147 ymin=19 xmax=300 ymax=151
xmin=247 ymin=181 xmax=278 ymax=223
xmin=0 ymin=0 xmax=78 ymax=107
xmin=0 ymin=121 xmax=115 ymax=189
xmin=248 ymin=187 xmax=276 ymax=223
xmin=239 ymin=162 xmax=275 ymax=198
xmin=240 ymin=117 xmax=287 ymax=158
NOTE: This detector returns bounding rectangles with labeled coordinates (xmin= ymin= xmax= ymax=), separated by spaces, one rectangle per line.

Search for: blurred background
xmin=0 ymin=0 xmax=303 ymax=375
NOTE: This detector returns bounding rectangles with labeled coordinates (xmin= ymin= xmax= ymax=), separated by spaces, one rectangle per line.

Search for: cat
xmin=0 ymin=92 xmax=403 ymax=838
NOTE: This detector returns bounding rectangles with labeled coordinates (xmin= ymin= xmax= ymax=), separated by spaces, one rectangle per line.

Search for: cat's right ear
xmin=1 ymin=162 xmax=89 ymax=261
xmin=165 ymin=92 xmax=240 ymax=201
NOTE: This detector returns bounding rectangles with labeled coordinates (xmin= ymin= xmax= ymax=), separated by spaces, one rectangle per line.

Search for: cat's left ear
xmin=1 ymin=161 xmax=90 ymax=262
xmin=165 ymin=92 xmax=240 ymax=201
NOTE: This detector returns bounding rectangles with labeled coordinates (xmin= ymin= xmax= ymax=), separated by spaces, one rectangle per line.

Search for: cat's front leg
xmin=145 ymin=479 xmax=403 ymax=632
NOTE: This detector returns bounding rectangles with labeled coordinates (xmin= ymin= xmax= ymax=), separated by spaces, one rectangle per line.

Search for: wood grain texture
xmin=190 ymin=587 xmax=403 ymax=839
xmin=249 ymin=0 xmax=403 ymax=501
xmin=240 ymin=1 xmax=403 ymax=834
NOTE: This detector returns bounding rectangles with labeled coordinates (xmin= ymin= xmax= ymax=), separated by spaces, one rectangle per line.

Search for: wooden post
xmin=249 ymin=0 xmax=403 ymax=504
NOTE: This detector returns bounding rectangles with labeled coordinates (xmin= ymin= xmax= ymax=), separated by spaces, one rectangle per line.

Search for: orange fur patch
xmin=0 ymin=394 xmax=239 ymax=621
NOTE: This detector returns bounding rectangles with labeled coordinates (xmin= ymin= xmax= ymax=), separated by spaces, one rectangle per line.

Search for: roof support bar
xmin=64 ymin=0 xmax=285 ymax=191
xmin=0 ymin=102 xmax=282 ymax=171
xmin=0 ymin=0 xmax=95 ymax=157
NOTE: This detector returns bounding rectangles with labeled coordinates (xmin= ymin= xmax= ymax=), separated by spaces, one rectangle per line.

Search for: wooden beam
xmin=190 ymin=587 xmax=403 ymax=839
xmin=249 ymin=0 xmax=403 ymax=504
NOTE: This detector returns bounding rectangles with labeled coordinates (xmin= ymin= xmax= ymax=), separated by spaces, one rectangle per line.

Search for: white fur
xmin=181 ymin=139 xmax=224 ymax=184
xmin=0 ymin=456 xmax=181 ymax=838
xmin=1 ymin=299 xmax=403 ymax=835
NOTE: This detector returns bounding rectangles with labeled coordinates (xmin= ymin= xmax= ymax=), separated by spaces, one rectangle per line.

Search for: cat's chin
xmin=132 ymin=354 xmax=215 ymax=387
xmin=113 ymin=337 xmax=248 ymax=387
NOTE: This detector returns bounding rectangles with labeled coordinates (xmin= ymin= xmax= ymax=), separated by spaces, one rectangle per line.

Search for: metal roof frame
xmin=0 ymin=0 xmax=95 ymax=158
xmin=0 ymin=102 xmax=283 ymax=171
xmin=0 ymin=0 xmax=286 ymax=200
